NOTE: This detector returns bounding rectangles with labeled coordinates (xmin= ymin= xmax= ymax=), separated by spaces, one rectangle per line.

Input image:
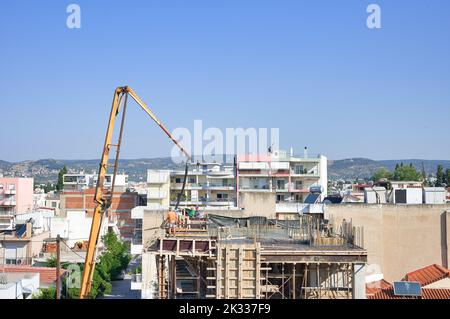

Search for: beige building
xmin=324 ymin=204 xmax=450 ymax=282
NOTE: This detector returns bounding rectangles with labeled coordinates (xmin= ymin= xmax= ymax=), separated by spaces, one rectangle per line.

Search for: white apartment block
xmin=145 ymin=149 xmax=327 ymax=213
xmin=146 ymin=163 xmax=237 ymax=210
xmin=237 ymin=149 xmax=328 ymax=206
xmin=63 ymin=173 xmax=129 ymax=192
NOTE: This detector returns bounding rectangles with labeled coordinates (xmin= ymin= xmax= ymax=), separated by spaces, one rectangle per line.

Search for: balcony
xmin=4 ymin=189 xmax=16 ymax=195
xmin=171 ymin=183 xmax=207 ymax=190
xmin=239 ymin=185 xmax=271 ymax=192
xmin=208 ymin=198 xmax=236 ymax=206
xmin=147 ymin=189 xmax=168 ymax=199
xmin=0 ymin=200 xmax=16 ymax=206
xmin=147 ymin=172 xmax=170 ymax=184
xmin=290 ymin=170 xmax=320 ymax=178
xmin=207 ymin=185 xmax=235 ymax=191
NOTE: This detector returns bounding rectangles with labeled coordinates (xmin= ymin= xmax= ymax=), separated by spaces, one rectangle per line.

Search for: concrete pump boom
xmin=79 ymin=86 xmax=190 ymax=298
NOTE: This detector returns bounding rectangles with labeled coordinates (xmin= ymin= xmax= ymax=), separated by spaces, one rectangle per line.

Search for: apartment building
xmin=146 ymin=163 xmax=238 ymax=210
xmin=63 ymin=173 xmax=128 ymax=192
xmin=145 ymin=149 xmax=328 ymax=215
xmin=60 ymin=188 xmax=139 ymax=241
xmin=0 ymin=178 xmax=34 ymax=231
xmin=237 ymin=149 xmax=328 ymax=210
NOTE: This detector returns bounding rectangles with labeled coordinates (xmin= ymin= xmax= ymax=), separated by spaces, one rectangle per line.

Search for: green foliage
xmin=436 ymin=165 xmax=445 ymax=187
xmin=100 ymin=231 xmax=131 ymax=280
xmin=46 ymin=255 xmax=57 ymax=267
xmin=43 ymin=182 xmax=56 ymax=193
xmin=371 ymin=163 xmax=423 ymax=182
xmin=56 ymin=166 xmax=68 ymax=191
xmin=445 ymin=169 xmax=450 ymax=186
xmin=371 ymin=167 xmax=393 ymax=182
xmin=38 ymin=232 xmax=130 ymax=299
xmin=393 ymin=163 xmax=423 ymax=182
xmin=34 ymin=286 xmax=56 ymax=299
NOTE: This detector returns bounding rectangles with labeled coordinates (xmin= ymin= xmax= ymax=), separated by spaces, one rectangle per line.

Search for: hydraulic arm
xmin=79 ymin=86 xmax=190 ymax=298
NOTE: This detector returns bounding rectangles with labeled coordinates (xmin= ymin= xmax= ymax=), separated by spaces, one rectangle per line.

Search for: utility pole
xmin=56 ymin=234 xmax=61 ymax=299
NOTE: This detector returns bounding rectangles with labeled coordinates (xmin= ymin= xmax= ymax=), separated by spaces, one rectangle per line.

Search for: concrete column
xmin=352 ymin=263 xmax=366 ymax=299
xmin=441 ymin=211 xmax=450 ymax=268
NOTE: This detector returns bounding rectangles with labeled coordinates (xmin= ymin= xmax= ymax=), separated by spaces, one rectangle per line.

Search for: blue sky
xmin=1 ymin=0 xmax=449 ymax=161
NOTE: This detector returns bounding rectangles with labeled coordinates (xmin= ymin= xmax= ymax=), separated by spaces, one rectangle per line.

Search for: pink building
xmin=0 ymin=177 xmax=34 ymax=224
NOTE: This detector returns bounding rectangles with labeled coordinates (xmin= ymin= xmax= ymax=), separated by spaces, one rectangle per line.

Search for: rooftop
xmin=0 ymin=265 xmax=66 ymax=285
xmin=366 ymin=279 xmax=392 ymax=295
xmin=368 ymin=288 xmax=450 ymax=299
xmin=403 ymin=264 xmax=450 ymax=286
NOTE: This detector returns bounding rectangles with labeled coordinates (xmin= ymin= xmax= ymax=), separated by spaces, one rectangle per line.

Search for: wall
xmin=324 ymin=204 xmax=450 ymax=282
xmin=239 ymin=192 xmax=276 ymax=219
xmin=0 ymin=177 xmax=34 ymax=214
xmin=50 ymin=210 xmax=107 ymax=247
xmin=425 ymin=277 xmax=450 ymax=289
xmin=60 ymin=188 xmax=138 ymax=241
xmin=319 ymin=155 xmax=328 ymax=200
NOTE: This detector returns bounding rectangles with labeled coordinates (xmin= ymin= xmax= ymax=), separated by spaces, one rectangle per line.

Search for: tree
xmin=436 ymin=165 xmax=444 ymax=187
xmin=45 ymin=255 xmax=57 ymax=267
xmin=100 ymin=231 xmax=131 ymax=280
xmin=37 ymin=232 xmax=130 ymax=299
xmin=371 ymin=168 xmax=393 ymax=182
xmin=421 ymin=162 xmax=428 ymax=186
xmin=393 ymin=163 xmax=422 ymax=181
xmin=56 ymin=166 xmax=68 ymax=191
xmin=445 ymin=169 xmax=450 ymax=187
xmin=34 ymin=286 xmax=56 ymax=299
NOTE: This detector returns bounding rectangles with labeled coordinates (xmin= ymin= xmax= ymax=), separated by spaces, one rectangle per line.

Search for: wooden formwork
xmin=214 ymin=243 xmax=261 ymax=299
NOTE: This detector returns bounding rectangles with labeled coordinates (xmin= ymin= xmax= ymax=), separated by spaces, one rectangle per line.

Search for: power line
xmin=59 ymin=239 xmax=86 ymax=260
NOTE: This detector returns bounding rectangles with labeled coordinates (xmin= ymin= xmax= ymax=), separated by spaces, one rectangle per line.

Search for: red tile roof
xmin=366 ymin=279 xmax=392 ymax=295
xmin=403 ymin=264 xmax=450 ymax=287
xmin=368 ymin=288 xmax=450 ymax=299
xmin=0 ymin=265 xmax=66 ymax=285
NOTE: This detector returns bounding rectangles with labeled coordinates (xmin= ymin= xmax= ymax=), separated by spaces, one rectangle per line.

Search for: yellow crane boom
xmin=79 ymin=86 xmax=190 ymax=298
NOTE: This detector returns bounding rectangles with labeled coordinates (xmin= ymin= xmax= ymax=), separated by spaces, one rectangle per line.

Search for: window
xmin=0 ymin=184 xmax=3 ymax=190
xmin=64 ymin=176 xmax=77 ymax=183
xmin=188 ymin=177 xmax=196 ymax=183
xmin=295 ymin=181 xmax=303 ymax=189
xmin=294 ymin=165 xmax=304 ymax=174
xmin=276 ymin=180 xmax=286 ymax=189
xmin=51 ymin=202 xmax=57 ymax=208
xmin=175 ymin=178 xmax=182 ymax=183
xmin=217 ymin=193 xmax=228 ymax=200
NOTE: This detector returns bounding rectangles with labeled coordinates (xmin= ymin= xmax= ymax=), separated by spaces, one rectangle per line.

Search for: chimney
xmin=304 ymin=146 xmax=308 ymax=159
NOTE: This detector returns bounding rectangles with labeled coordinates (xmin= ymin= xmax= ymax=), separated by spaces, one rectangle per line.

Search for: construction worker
xmin=166 ymin=208 xmax=178 ymax=236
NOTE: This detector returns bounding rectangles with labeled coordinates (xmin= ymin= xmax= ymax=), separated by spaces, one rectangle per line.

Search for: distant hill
xmin=328 ymin=158 xmax=450 ymax=181
xmin=0 ymin=157 xmax=183 ymax=184
xmin=1 ymin=157 xmax=449 ymax=184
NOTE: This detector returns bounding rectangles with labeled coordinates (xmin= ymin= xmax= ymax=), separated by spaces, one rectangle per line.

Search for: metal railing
xmin=0 ymin=257 xmax=34 ymax=266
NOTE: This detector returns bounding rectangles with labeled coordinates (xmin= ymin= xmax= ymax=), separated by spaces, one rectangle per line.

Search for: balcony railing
xmin=0 ymin=257 xmax=33 ymax=266
xmin=4 ymin=189 xmax=16 ymax=195
xmin=0 ymin=200 xmax=16 ymax=206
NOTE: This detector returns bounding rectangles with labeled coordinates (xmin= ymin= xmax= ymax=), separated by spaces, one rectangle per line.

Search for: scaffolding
xmin=146 ymin=214 xmax=367 ymax=299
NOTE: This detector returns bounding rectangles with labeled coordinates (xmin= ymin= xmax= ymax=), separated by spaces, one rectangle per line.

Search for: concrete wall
xmin=425 ymin=277 xmax=450 ymax=289
xmin=239 ymin=192 xmax=276 ymax=219
xmin=61 ymin=188 xmax=138 ymax=240
xmin=324 ymin=204 xmax=450 ymax=282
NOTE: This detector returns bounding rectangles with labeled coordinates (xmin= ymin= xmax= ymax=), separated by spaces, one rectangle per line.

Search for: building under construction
xmin=139 ymin=212 xmax=367 ymax=299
